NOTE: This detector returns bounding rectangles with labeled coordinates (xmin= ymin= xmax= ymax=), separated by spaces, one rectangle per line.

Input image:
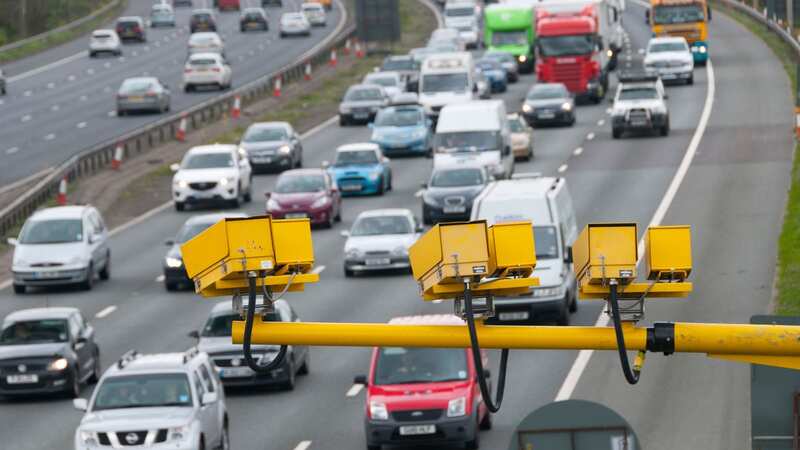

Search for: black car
xmin=240 ymin=7 xmax=269 ymax=32
xmin=174 ymin=0 xmax=194 ymax=5
xmin=0 ymin=307 xmax=100 ymax=398
xmin=421 ymin=165 xmax=491 ymax=225
xmin=239 ymin=121 xmax=303 ymax=172
xmin=115 ymin=16 xmax=147 ymax=42
xmin=190 ymin=9 xmax=218 ymax=33
xmin=521 ymin=83 xmax=576 ymax=127
xmin=163 ymin=213 xmax=246 ymax=291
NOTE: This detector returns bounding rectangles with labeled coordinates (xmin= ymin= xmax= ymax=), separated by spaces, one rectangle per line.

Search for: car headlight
xmin=79 ymin=431 xmax=98 ymax=446
xmin=521 ymin=103 xmax=532 ymax=113
xmin=370 ymin=401 xmax=389 ymax=420
xmin=168 ymin=424 xmax=191 ymax=442
xmin=47 ymin=357 xmax=69 ymax=371
xmin=165 ymin=256 xmax=183 ymax=268
xmin=422 ymin=192 xmax=438 ymax=206
xmin=219 ymin=177 xmax=235 ymax=186
xmin=392 ymin=246 xmax=408 ymax=257
xmin=368 ymin=171 xmax=381 ymax=181
xmin=174 ymin=179 xmax=188 ymax=189
xmin=533 ymin=286 xmax=565 ymax=298
xmin=561 ymin=102 xmax=572 ymax=112
xmin=346 ymin=248 xmax=362 ymax=259
xmin=607 ymin=49 xmax=613 ymax=58
xmin=447 ymin=396 xmax=467 ymax=417
xmin=310 ymin=196 xmax=329 ymax=209
xmin=339 ymin=105 xmax=351 ymax=113
xmin=238 ymin=146 xmax=247 ymax=157
xmin=266 ymin=198 xmax=280 ymax=210
xmin=413 ymin=128 xmax=428 ymax=139
xmin=278 ymin=145 xmax=292 ymax=155
xmin=518 ymin=55 xmax=527 ymax=63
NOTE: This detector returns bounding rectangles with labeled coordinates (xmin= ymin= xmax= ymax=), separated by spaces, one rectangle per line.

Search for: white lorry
xmin=418 ymin=52 xmax=476 ymax=120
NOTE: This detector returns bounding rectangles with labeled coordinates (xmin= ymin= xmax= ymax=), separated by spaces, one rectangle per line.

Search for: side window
xmin=193 ymin=371 xmax=206 ymax=399
xmin=198 ymin=363 xmax=216 ymax=393
xmin=69 ymin=315 xmax=82 ymax=340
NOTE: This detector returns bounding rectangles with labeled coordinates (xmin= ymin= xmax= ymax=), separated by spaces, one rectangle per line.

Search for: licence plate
xmin=399 ymin=425 xmax=436 ymax=436
xmin=341 ymin=184 xmax=362 ymax=192
xmin=499 ymin=311 xmax=530 ymax=321
xmin=286 ymin=213 xmax=307 ymax=219
xmin=35 ymin=271 xmax=61 ymax=279
xmin=537 ymin=111 xmax=555 ymax=119
xmin=7 ymin=374 xmax=38 ymax=384
xmin=127 ymin=96 xmax=144 ymax=102
xmin=630 ymin=120 xmax=648 ymax=127
xmin=443 ymin=205 xmax=466 ymax=213
xmin=353 ymin=113 xmax=369 ymax=119
xmin=365 ymin=258 xmax=391 ymax=266
xmin=253 ymin=156 xmax=272 ymax=163
xmin=248 ymin=23 xmax=259 ymax=29
xmin=220 ymin=367 xmax=252 ymax=378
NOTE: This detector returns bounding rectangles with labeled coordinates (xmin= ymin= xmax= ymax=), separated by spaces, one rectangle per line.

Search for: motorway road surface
xmin=0 ymin=0 xmax=343 ymax=189
xmin=0 ymin=3 xmax=791 ymax=450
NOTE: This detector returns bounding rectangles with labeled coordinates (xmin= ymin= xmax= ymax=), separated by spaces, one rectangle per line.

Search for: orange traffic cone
xmin=232 ymin=96 xmax=241 ymax=119
xmin=344 ymin=38 xmax=352 ymax=55
xmin=304 ymin=61 xmax=312 ymax=81
xmin=176 ymin=115 xmax=187 ymax=142
xmin=111 ymin=143 xmax=124 ymax=170
xmin=57 ymin=177 xmax=67 ymax=205
xmin=355 ymin=41 xmax=364 ymax=58
xmin=329 ymin=49 xmax=338 ymax=67
xmin=273 ymin=76 xmax=282 ymax=97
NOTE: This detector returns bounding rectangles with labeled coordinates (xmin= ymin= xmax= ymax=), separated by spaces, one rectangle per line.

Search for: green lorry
xmin=484 ymin=4 xmax=536 ymax=73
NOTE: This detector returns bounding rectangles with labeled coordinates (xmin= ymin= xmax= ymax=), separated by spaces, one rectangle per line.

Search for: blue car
xmin=328 ymin=143 xmax=392 ymax=196
xmin=476 ymin=58 xmax=507 ymax=93
xmin=369 ymin=104 xmax=432 ymax=156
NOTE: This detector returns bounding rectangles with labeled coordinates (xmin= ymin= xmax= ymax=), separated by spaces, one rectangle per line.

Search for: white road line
xmin=77 ymin=122 xmax=87 ymax=129
xmin=637 ymin=48 xmax=645 ymax=54
xmin=51 ymin=104 xmax=60 ymax=111
xmin=144 ymin=46 xmax=150 ymax=51
xmin=156 ymin=274 xmax=166 ymax=282
xmin=586 ymin=132 xmax=595 ymax=140
xmin=132 ymin=51 xmax=138 ymax=57
xmin=21 ymin=115 xmax=31 ymax=122
xmin=104 ymin=62 xmax=111 ymax=68
xmin=68 ymin=75 xmax=76 ymax=81
xmin=119 ymin=56 xmax=126 ymax=62
xmin=345 ymin=383 xmax=363 ymax=397
xmin=80 ymin=95 xmax=88 ymax=101
xmin=311 ymin=265 xmax=326 ymax=274
xmin=95 ymin=305 xmax=117 ymax=319
xmin=573 ymin=147 xmax=583 ymax=156
xmin=44 ymin=133 xmax=55 ymax=141
xmin=555 ymin=60 xmax=716 ymax=402
xmin=7 ymin=51 xmax=86 ymax=83
xmin=23 ymin=90 xmax=32 ymax=96
xmin=414 ymin=189 xmax=424 ymax=197
xmin=108 ymin=111 xmax=117 ymax=117
xmin=87 ymin=68 xmax=95 ymax=75
xmin=597 ymin=119 xmax=605 ymax=126
xmin=557 ymin=164 xmax=568 ymax=173
xmin=0 ymin=99 xmax=4 ymax=105
xmin=293 ymin=441 xmax=312 ymax=450
xmin=5 ymin=147 xmax=19 ymax=155
xmin=433 ymin=299 xmax=443 ymax=304
xmin=47 ymin=82 xmax=55 ymax=89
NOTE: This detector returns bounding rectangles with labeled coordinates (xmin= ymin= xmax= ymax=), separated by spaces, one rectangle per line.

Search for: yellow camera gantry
xmin=181 ymin=216 xmax=800 ymax=412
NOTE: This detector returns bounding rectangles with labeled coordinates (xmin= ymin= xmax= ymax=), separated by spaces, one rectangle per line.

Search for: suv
xmin=73 ymin=349 xmax=229 ymax=450
xmin=115 ymin=16 xmax=146 ymax=42
xmin=9 ymin=205 xmax=111 ymax=294
xmin=171 ymin=144 xmax=253 ymax=210
xmin=643 ymin=36 xmax=694 ymax=85
xmin=611 ymin=72 xmax=670 ymax=139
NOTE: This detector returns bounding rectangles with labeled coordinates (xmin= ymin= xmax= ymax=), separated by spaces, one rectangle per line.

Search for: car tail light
xmin=145 ymin=90 xmax=157 ymax=97
xmin=211 ymin=67 xmax=221 ymax=72
xmin=133 ymin=26 xmax=141 ymax=32
xmin=184 ymin=67 xmax=193 ymax=73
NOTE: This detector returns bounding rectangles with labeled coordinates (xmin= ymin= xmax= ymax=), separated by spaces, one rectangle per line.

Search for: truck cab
xmin=647 ymin=0 xmax=710 ymax=65
xmin=484 ymin=4 xmax=536 ymax=73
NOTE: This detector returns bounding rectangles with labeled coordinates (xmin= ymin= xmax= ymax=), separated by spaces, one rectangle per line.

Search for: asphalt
xmin=0 ymin=3 xmax=792 ymax=450
xmin=0 ymin=0 xmax=343 ymax=188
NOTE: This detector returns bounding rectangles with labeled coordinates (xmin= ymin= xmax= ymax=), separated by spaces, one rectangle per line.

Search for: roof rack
xmin=183 ymin=346 xmax=200 ymax=364
xmin=117 ymin=349 xmax=139 ymax=369
xmin=617 ymin=71 xmax=659 ymax=83
xmin=511 ymin=172 xmax=543 ymax=180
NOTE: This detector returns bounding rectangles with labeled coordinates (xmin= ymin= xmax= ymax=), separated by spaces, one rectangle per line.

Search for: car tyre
xmin=556 ymin=299 xmax=570 ymax=326
xmin=660 ymin=119 xmax=670 ymax=136
xmin=479 ymin=411 xmax=493 ymax=430
xmin=80 ymin=264 xmax=94 ymax=291
xmin=298 ymin=353 xmax=310 ymax=375
xmin=12 ymin=284 xmax=25 ymax=294
xmin=282 ymin=359 xmax=296 ymax=390
xmin=465 ymin=419 xmax=480 ymax=449
xmin=89 ymin=51 xmax=96 ymax=58
xmin=165 ymin=280 xmax=179 ymax=291
xmin=184 ymin=84 xmax=193 ymax=93
xmin=612 ymin=127 xmax=622 ymax=139
xmin=230 ymin=184 xmax=242 ymax=208
xmin=387 ymin=172 xmax=392 ymax=191
xmin=376 ymin=176 xmax=385 ymax=195
xmin=219 ymin=423 xmax=230 ymax=450
xmin=339 ymin=115 xmax=348 ymax=126
xmin=67 ymin=368 xmax=81 ymax=398
xmin=687 ymin=74 xmax=694 ymax=85
xmin=99 ymin=252 xmax=111 ymax=280
xmin=117 ymin=109 xmax=125 ymax=117
xmin=569 ymin=292 xmax=578 ymax=313
xmin=244 ymin=178 xmax=253 ymax=202
xmin=175 ymin=201 xmax=186 ymax=211
xmin=334 ymin=203 xmax=342 ymax=222
xmin=366 ymin=445 xmax=380 ymax=450
xmin=344 ymin=266 xmax=354 ymax=277
xmin=88 ymin=351 xmax=101 ymax=384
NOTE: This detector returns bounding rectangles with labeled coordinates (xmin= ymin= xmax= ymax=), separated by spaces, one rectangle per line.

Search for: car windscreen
xmin=538 ymin=35 xmax=594 ymax=57
xmin=92 ymin=374 xmax=193 ymax=411
xmin=365 ymin=76 xmax=397 ymax=87
xmin=183 ymin=152 xmax=234 ymax=169
xmin=446 ymin=6 xmax=474 ymax=16
xmin=117 ymin=20 xmax=140 ymax=28
xmin=508 ymin=118 xmax=526 ymax=132
xmin=0 ymin=319 xmax=69 ymax=345
xmin=435 ymin=131 xmax=501 ymax=152
xmin=652 ymin=4 xmax=705 ymax=24
xmin=243 ymin=126 xmax=287 ymax=142
xmin=274 ymin=175 xmax=326 ymax=193
xmin=374 ymin=347 xmax=468 ymax=385
xmin=351 ymin=216 xmax=411 ymax=236
xmin=176 ymin=222 xmax=214 ymax=244
xmin=533 ymin=225 xmax=559 ymax=259
xmin=120 ymin=79 xmax=154 ymax=93
xmin=382 ymin=59 xmax=417 ymax=71
xmin=374 ymin=108 xmax=422 ymax=127
xmin=334 ymin=150 xmax=379 ymax=165
xmin=649 ymin=42 xmax=688 ymax=52
xmin=477 ymin=60 xmax=501 ymax=71
xmin=491 ymin=30 xmax=528 ymax=46
xmin=202 ymin=311 xmax=281 ymax=337
xmin=244 ymin=11 xmax=263 ymax=19
xmin=345 ymin=88 xmax=382 ymax=101
xmin=527 ymin=85 xmax=568 ymax=100
xmin=618 ymin=87 xmax=658 ymax=100
xmin=431 ymin=168 xmax=483 ymax=187
xmin=484 ymin=52 xmax=514 ymax=63
xmin=19 ymin=219 xmax=83 ymax=244
xmin=421 ymin=73 xmax=468 ymax=93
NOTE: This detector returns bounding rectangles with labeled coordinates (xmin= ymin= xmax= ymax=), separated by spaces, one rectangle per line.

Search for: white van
xmin=418 ymin=52 xmax=475 ymax=119
xmin=470 ymin=174 xmax=578 ymax=325
xmin=443 ymin=2 xmax=480 ymax=49
xmin=434 ymin=100 xmax=514 ymax=179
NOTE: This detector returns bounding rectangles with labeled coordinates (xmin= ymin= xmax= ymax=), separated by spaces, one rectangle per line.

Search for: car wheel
xmin=230 ymin=184 xmax=242 ymax=208
xmin=556 ymin=299 xmax=570 ymax=326
xmin=376 ymin=176 xmax=385 ymax=195
xmin=465 ymin=416 xmax=480 ymax=449
xmin=344 ymin=266 xmax=354 ymax=277
xmin=12 ymin=284 xmax=25 ymax=294
xmin=243 ymin=178 xmax=252 ymax=202
xmin=387 ymin=172 xmax=392 ymax=191
xmin=80 ymin=264 xmax=94 ymax=291
xmin=339 ymin=115 xmax=348 ymax=126
xmin=280 ymin=32 xmax=286 ymax=38
xmin=367 ymin=445 xmax=380 ymax=450
xmin=240 ymin=26 xmax=246 ymax=32
xmin=88 ymin=351 xmax=101 ymax=384
xmin=660 ymin=120 xmax=670 ymax=136
xmin=335 ymin=203 xmax=342 ymax=222
xmin=569 ymin=291 xmax=578 ymax=313
xmin=612 ymin=128 xmax=622 ymax=139
xmin=99 ymin=252 xmax=111 ymax=280
xmin=175 ymin=201 xmax=185 ymax=211
xmin=89 ymin=51 xmax=96 ymax=58
xmin=218 ymin=82 xmax=225 ymax=91
xmin=687 ymin=74 xmax=694 ymax=85
xmin=117 ymin=109 xmax=125 ymax=117
xmin=298 ymin=353 xmax=310 ymax=375
xmin=184 ymin=84 xmax=193 ymax=93
xmin=479 ymin=410 xmax=492 ymax=430
xmin=295 ymin=151 xmax=303 ymax=168
xmin=283 ymin=359 xmax=296 ymax=390
xmin=67 ymin=368 xmax=81 ymax=398
xmin=219 ymin=423 xmax=230 ymax=450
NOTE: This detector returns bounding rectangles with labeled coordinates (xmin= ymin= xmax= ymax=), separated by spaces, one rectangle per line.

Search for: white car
xmin=9 ymin=205 xmax=111 ymax=294
xmin=187 ymin=32 xmax=224 ymax=56
xmin=428 ymin=27 xmax=465 ymax=51
xmin=644 ymin=36 xmax=694 ymax=85
xmin=444 ymin=2 xmax=480 ymax=49
xmin=301 ymin=2 xmax=327 ymax=26
xmin=611 ymin=72 xmax=670 ymax=138
xmin=341 ymin=208 xmax=422 ymax=277
xmin=88 ymin=29 xmax=122 ymax=57
xmin=171 ymin=144 xmax=253 ymax=210
xmin=279 ymin=12 xmax=312 ymax=37
xmin=183 ymin=52 xmax=232 ymax=92
xmin=362 ymin=71 xmax=404 ymax=99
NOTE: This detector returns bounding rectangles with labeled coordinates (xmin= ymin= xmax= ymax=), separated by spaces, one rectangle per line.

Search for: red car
xmin=265 ymin=169 xmax=342 ymax=227
xmin=217 ymin=0 xmax=241 ymax=10
xmin=354 ymin=315 xmax=492 ymax=450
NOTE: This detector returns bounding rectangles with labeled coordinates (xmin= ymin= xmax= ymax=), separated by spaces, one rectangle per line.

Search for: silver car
xmin=341 ymin=208 xmax=422 ymax=276
xmin=279 ymin=12 xmax=311 ymax=37
xmin=301 ymin=2 xmax=327 ymax=26
xmin=239 ymin=121 xmax=303 ymax=172
xmin=338 ymin=84 xmax=390 ymax=125
xmin=88 ymin=29 xmax=122 ymax=57
xmin=116 ymin=77 xmax=171 ymax=115
xmin=150 ymin=3 xmax=176 ymax=27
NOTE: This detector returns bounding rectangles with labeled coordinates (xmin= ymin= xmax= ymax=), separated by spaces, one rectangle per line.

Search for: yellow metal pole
xmin=674 ymin=323 xmax=800 ymax=355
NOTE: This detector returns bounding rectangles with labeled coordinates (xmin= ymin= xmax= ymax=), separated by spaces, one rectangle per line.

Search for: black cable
xmin=607 ymin=281 xmax=641 ymax=384
xmin=242 ymin=275 xmax=288 ymax=374
xmin=463 ymin=283 xmax=509 ymax=413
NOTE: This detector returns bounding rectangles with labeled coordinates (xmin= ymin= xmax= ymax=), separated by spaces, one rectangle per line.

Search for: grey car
xmin=381 ymin=55 xmax=420 ymax=91
xmin=339 ymin=84 xmax=390 ymax=126
xmin=521 ymin=83 xmax=575 ymax=127
xmin=116 ymin=77 xmax=171 ymax=115
xmin=239 ymin=121 xmax=303 ymax=172
xmin=483 ymin=51 xmax=520 ymax=83
xmin=421 ymin=165 xmax=490 ymax=225
xmin=192 ymin=300 xmax=309 ymax=390
xmin=150 ymin=3 xmax=176 ymax=27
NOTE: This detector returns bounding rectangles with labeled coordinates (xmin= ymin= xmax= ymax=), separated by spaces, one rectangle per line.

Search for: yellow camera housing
xmin=574 ymin=223 xmax=638 ymax=285
xmin=645 ymin=225 xmax=692 ymax=281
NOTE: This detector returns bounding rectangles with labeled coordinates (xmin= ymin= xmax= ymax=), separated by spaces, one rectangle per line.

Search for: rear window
xmin=345 ymin=88 xmax=382 ymax=101
xmin=190 ymin=58 xmax=217 ymax=66
xmin=193 ymin=13 xmax=212 ymax=20
xmin=120 ymin=79 xmax=155 ymax=93
xmin=117 ymin=20 xmax=139 ymax=27
xmin=93 ymin=32 xmax=113 ymax=39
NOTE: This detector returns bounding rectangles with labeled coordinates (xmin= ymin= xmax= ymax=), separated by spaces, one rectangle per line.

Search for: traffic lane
xmin=569 ymin=9 xmax=793 ymax=450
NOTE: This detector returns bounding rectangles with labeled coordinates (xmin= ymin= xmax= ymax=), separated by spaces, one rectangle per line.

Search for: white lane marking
xmin=586 ymin=132 xmax=595 ymax=140
xmin=21 ymin=115 xmax=31 ymax=122
xmin=0 ymin=99 xmax=4 ymax=105
xmin=144 ymin=46 xmax=151 ymax=51
xmin=625 ymin=55 xmax=633 ymax=61
xmin=432 ymin=299 xmax=443 ymax=304
xmin=638 ymin=48 xmax=645 ymax=54
xmin=557 ymin=164 xmax=568 ymax=173
xmin=345 ymin=383 xmax=364 ymax=397
xmin=5 ymin=147 xmax=19 ymax=155
xmin=311 ymin=265 xmax=326 ymax=274
xmin=68 ymin=75 xmax=76 ymax=81
xmin=7 ymin=51 xmax=86 ymax=83
xmin=597 ymin=119 xmax=605 ymax=126
xmin=156 ymin=274 xmax=166 ymax=282
xmin=119 ymin=56 xmax=126 ymax=62
xmin=80 ymin=95 xmax=88 ymax=101
xmin=47 ymin=82 xmax=55 ymax=89
xmin=154 ymin=41 xmax=161 ymax=47
xmin=104 ymin=62 xmax=111 ymax=68
xmin=44 ymin=133 xmax=55 ymax=140
xmin=95 ymin=305 xmax=117 ymax=319
xmin=555 ymin=60 xmax=716 ymax=402
xmin=132 ymin=51 xmax=138 ymax=57
xmin=51 ymin=104 xmax=60 ymax=111
xmin=573 ymin=147 xmax=583 ymax=156
xmin=293 ymin=441 xmax=312 ymax=450
xmin=108 ymin=111 xmax=117 ymax=117
xmin=414 ymin=189 xmax=424 ymax=198
xmin=23 ymin=90 xmax=32 ymax=96
xmin=87 ymin=68 xmax=95 ymax=75
xmin=77 ymin=122 xmax=87 ymax=129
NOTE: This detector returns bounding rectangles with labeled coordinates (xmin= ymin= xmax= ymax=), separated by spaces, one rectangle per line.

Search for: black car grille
xmin=0 ymin=359 xmax=48 ymax=373
xmin=365 ymin=250 xmax=391 ymax=256
xmin=96 ymin=430 xmax=168 ymax=446
xmin=444 ymin=196 xmax=465 ymax=206
xmin=628 ymin=109 xmax=650 ymax=123
xmin=431 ymin=105 xmax=443 ymax=113
xmin=118 ymin=431 xmax=148 ymax=446
xmin=391 ymin=409 xmax=444 ymax=422
xmin=189 ymin=182 xmax=217 ymax=191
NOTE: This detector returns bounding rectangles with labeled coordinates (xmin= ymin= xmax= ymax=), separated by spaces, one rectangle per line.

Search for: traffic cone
xmin=57 ymin=177 xmax=67 ymax=205
xmin=176 ymin=115 xmax=187 ymax=142
xmin=273 ymin=76 xmax=282 ymax=97
xmin=344 ymin=38 xmax=352 ymax=56
xmin=329 ymin=49 xmax=337 ymax=67
xmin=304 ymin=61 xmax=312 ymax=81
xmin=795 ymin=107 xmax=800 ymax=140
xmin=355 ymin=41 xmax=364 ymax=58
xmin=232 ymin=96 xmax=241 ymax=119
xmin=111 ymin=143 xmax=124 ymax=170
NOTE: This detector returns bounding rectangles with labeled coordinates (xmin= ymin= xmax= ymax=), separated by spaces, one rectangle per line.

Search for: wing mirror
xmin=165 ymin=239 xmax=175 ymax=246
xmin=73 ymin=398 xmax=88 ymax=411
xmin=353 ymin=374 xmax=367 ymax=385
xmin=169 ymin=163 xmax=180 ymax=172
xmin=6 ymin=237 xmax=17 ymax=246
xmin=564 ymin=246 xmax=573 ymax=264
xmin=201 ymin=392 xmax=218 ymax=405
xmin=187 ymin=330 xmax=200 ymax=340
xmin=88 ymin=232 xmax=103 ymax=244
xmin=340 ymin=230 xmax=350 ymax=238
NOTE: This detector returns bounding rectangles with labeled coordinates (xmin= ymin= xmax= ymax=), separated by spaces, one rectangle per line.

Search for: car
xmin=265 ymin=169 xmax=342 ymax=227
xmin=318 ymin=0 xmax=332 ymax=9
xmin=0 ymin=68 xmax=5 ymax=95
xmin=239 ymin=121 xmax=302 ymax=172
xmin=339 ymin=84 xmax=390 ymax=125
xmin=115 ymin=16 xmax=146 ymax=42
xmin=521 ymin=83 xmax=575 ymax=127
xmin=279 ymin=12 xmax=311 ymax=37
xmin=73 ymin=349 xmax=229 ymax=450
xmin=472 ymin=66 xmax=491 ymax=99
xmin=150 ymin=3 xmax=176 ymax=27
xmin=644 ymin=36 xmax=695 ymax=85
xmin=482 ymin=51 xmax=519 ymax=82
xmin=342 ymin=209 xmax=421 ymax=276
xmin=369 ymin=103 xmax=432 ymax=156
xmin=0 ymin=307 xmax=100 ymax=398
xmin=262 ymin=0 xmax=283 ymax=6
xmin=217 ymin=0 xmax=241 ymax=10
xmin=611 ymin=72 xmax=670 ymax=139
xmin=421 ymin=164 xmax=490 ymax=225
xmin=476 ymin=58 xmax=507 ymax=92
xmin=88 ymin=29 xmax=122 ymax=57
xmin=174 ymin=0 xmax=194 ymax=6
xmin=163 ymin=213 xmax=247 ymax=291
xmin=327 ymin=143 xmax=392 ymax=196
xmin=9 ymin=205 xmax=110 ymax=294
xmin=183 ymin=52 xmax=232 ymax=92
xmin=190 ymin=8 xmax=218 ymax=33
xmin=301 ymin=2 xmax=327 ymax=26
xmin=508 ymin=113 xmax=534 ymax=161
xmin=171 ymin=144 xmax=253 ymax=210
xmin=187 ymin=31 xmax=225 ymax=56
xmin=354 ymin=314 xmax=492 ymax=450
xmin=363 ymin=71 xmax=404 ymax=99
xmin=193 ymin=300 xmax=309 ymax=389
xmin=428 ymin=27 xmax=465 ymax=51
xmin=117 ymin=77 xmax=171 ymax=115
xmin=380 ymin=55 xmax=420 ymax=91
xmin=240 ymin=7 xmax=269 ymax=31
xmin=444 ymin=1 xmax=481 ymax=49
